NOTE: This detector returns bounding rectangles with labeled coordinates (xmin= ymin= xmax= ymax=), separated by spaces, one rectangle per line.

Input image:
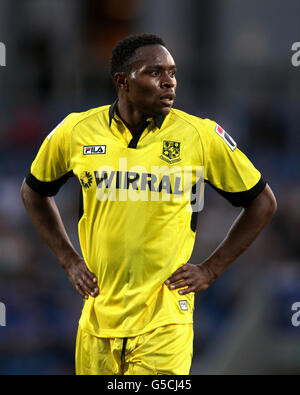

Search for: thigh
xmin=124 ymin=324 xmax=194 ymax=375
xmin=75 ymin=326 xmax=123 ymax=375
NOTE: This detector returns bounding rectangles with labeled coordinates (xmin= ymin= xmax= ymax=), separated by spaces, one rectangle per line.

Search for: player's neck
xmin=117 ymin=99 xmax=149 ymax=135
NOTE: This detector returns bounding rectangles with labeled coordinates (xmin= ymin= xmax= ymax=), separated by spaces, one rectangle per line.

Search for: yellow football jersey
xmin=26 ymin=101 xmax=265 ymax=338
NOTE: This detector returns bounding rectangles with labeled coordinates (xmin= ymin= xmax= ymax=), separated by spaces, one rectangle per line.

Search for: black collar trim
xmin=108 ymin=99 xmax=166 ymax=129
xmin=153 ymin=114 xmax=166 ymax=129
xmin=108 ymin=99 xmax=118 ymax=127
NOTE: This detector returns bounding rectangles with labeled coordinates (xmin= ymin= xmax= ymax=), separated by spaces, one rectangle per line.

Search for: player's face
xmin=126 ymin=45 xmax=177 ymax=116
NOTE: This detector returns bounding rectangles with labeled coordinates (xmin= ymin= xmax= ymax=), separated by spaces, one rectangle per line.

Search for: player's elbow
xmin=268 ymin=192 xmax=277 ymax=217
xmin=20 ymin=178 xmax=33 ymax=207
xmin=263 ymin=185 xmax=277 ymax=218
xmin=20 ymin=178 xmax=27 ymax=204
xmin=254 ymin=183 xmax=277 ymax=221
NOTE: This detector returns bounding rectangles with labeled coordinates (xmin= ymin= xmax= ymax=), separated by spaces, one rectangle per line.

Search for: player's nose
xmin=160 ymin=72 xmax=176 ymax=89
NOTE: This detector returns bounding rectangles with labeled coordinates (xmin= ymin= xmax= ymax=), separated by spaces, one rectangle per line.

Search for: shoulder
xmin=171 ymin=109 xmax=217 ymax=148
xmin=62 ymin=104 xmax=110 ymax=131
xmin=170 ymin=108 xmax=215 ymax=130
xmin=45 ymin=104 xmax=110 ymax=145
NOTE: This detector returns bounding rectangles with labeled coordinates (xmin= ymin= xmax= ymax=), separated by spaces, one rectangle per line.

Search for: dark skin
xmin=20 ymin=44 xmax=277 ymax=300
xmin=165 ymin=184 xmax=277 ymax=294
xmin=114 ymin=45 xmax=177 ymax=134
xmin=20 ymin=185 xmax=98 ymax=299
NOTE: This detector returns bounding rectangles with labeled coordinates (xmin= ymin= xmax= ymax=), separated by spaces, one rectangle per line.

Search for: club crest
xmin=160 ymin=140 xmax=181 ymax=164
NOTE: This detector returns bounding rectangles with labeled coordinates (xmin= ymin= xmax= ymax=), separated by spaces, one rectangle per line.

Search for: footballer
xmin=21 ymin=33 xmax=277 ymax=375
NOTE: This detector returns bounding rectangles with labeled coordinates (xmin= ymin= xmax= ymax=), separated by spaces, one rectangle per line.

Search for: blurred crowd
xmin=1 ymin=0 xmax=300 ymax=374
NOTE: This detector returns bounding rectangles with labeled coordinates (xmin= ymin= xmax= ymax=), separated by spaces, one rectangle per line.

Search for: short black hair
xmin=109 ymin=33 xmax=166 ymax=80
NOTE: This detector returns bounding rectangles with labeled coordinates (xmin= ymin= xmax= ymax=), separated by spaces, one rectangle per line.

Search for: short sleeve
xmin=200 ymin=119 xmax=266 ymax=207
xmin=25 ymin=114 xmax=74 ymax=196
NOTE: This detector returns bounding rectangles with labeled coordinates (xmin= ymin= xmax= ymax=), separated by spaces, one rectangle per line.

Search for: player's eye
xmin=169 ymin=70 xmax=176 ymax=77
xmin=150 ymin=70 xmax=159 ymax=76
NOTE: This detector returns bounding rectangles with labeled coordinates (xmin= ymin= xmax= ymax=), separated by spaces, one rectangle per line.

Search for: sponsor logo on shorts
xmin=179 ymin=300 xmax=188 ymax=311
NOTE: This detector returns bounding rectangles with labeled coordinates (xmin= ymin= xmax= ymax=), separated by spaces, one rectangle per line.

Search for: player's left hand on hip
xmin=165 ymin=262 xmax=216 ymax=295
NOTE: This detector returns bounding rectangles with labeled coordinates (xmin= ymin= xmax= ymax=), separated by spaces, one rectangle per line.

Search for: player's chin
xmin=156 ymin=101 xmax=174 ymax=115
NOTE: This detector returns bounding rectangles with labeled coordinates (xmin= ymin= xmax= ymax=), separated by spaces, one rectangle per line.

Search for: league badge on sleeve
xmin=215 ymin=124 xmax=237 ymax=151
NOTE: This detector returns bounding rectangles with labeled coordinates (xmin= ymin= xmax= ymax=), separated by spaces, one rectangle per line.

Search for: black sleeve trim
xmin=25 ymin=171 xmax=74 ymax=197
xmin=191 ymin=212 xmax=198 ymax=232
xmin=205 ymin=176 xmax=267 ymax=207
xmin=78 ymin=187 xmax=84 ymax=221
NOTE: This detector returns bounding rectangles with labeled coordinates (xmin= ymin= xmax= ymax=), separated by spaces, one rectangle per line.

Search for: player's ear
xmin=114 ymin=72 xmax=129 ymax=91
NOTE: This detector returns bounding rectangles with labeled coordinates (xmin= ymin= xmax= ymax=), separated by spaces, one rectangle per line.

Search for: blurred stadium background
xmin=0 ymin=0 xmax=300 ymax=375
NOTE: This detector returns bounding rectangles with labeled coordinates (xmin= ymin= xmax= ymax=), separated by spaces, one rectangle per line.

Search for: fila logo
xmin=179 ymin=300 xmax=188 ymax=311
xmin=83 ymin=145 xmax=106 ymax=155
xmin=215 ymin=124 xmax=237 ymax=151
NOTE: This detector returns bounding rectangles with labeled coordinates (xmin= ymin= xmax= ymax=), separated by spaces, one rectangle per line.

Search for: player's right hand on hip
xmin=63 ymin=257 xmax=99 ymax=299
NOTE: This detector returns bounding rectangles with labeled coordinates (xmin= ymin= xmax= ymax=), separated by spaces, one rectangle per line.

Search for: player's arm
xmin=166 ymin=119 xmax=277 ymax=294
xmin=21 ymin=115 xmax=99 ymax=299
xmin=165 ymin=183 xmax=277 ymax=294
xmin=21 ymin=180 xmax=99 ymax=299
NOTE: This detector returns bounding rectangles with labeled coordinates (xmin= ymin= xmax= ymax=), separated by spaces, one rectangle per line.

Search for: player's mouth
xmin=160 ymin=92 xmax=176 ymax=106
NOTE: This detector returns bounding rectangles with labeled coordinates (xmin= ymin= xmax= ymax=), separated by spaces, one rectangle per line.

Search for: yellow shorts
xmin=75 ymin=323 xmax=193 ymax=375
